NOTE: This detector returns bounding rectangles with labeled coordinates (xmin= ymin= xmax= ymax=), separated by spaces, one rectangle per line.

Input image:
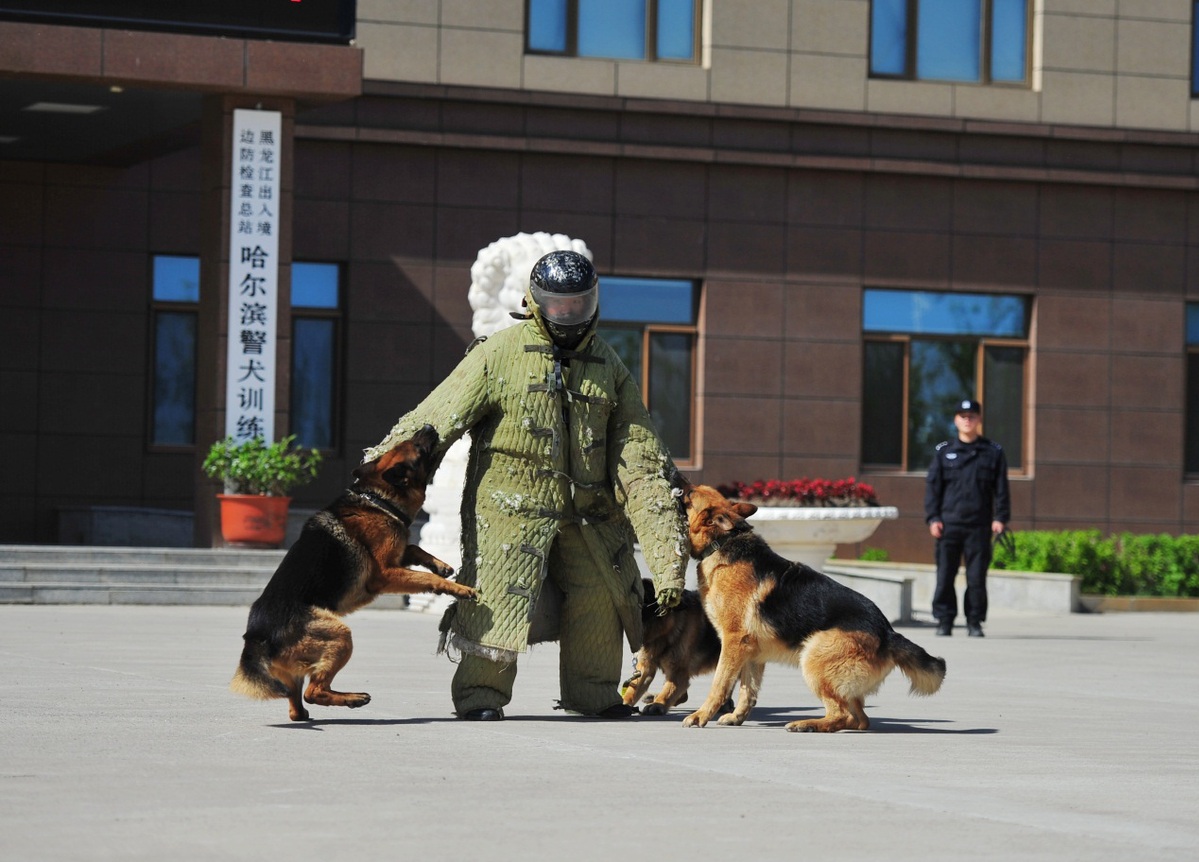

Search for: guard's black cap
xmin=955 ymin=399 xmax=982 ymax=414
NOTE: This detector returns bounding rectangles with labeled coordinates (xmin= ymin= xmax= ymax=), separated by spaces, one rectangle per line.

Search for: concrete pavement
xmin=1 ymin=604 xmax=1196 ymax=861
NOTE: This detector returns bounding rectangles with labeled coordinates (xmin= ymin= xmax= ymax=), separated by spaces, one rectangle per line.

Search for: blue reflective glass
xmin=293 ymin=262 xmax=339 ymax=309
xmin=870 ymin=0 xmax=908 ymax=75
xmin=579 ymin=0 xmax=646 ymax=60
xmin=601 ymin=277 xmax=695 ymax=324
xmin=292 ymin=318 xmax=335 ymax=449
xmin=1187 ymin=304 xmax=1199 ymax=344
xmin=990 ymin=0 xmax=1027 ymax=81
xmin=863 ymin=289 xmax=1027 ymax=337
xmin=528 ymin=0 xmax=568 ymax=51
xmin=1193 ymin=3 xmax=1199 ymax=94
xmin=657 ymin=0 xmax=694 ymax=60
xmin=153 ymin=311 xmax=196 ymax=445
xmin=916 ymin=0 xmax=981 ymax=82
xmin=153 ymin=255 xmax=199 ymax=302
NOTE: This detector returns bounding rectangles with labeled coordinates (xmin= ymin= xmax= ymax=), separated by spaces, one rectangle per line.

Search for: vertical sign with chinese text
xmin=225 ymin=109 xmax=281 ymax=442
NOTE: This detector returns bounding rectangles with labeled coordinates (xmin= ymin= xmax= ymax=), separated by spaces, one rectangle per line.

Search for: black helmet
xmin=529 ymin=251 xmax=598 ymax=346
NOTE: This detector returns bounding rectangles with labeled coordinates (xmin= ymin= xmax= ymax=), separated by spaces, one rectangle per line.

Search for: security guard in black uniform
xmin=924 ymin=399 xmax=1010 ymax=637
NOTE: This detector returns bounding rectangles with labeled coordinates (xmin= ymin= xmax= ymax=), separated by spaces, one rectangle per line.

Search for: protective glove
xmin=655 ymin=587 xmax=682 ymax=614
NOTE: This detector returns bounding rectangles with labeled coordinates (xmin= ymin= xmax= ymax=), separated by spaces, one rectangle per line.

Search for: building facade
xmin=3 ymin=1 xmax=1199 ymax=561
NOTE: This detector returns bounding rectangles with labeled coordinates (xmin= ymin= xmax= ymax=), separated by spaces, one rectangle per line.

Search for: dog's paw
xmin=641 ymin=702 xmax=668 ymax=716
xmin=458 ymin=586 xmax=480 ymax=602
xmin=682 ymin=711 xmax=707 ymax=728
xmin=347 ymin=693 xmax=371 ymax=708
xmin=435 ymin=564 xmax=456 ymax=578
xmin=717 ymin=712 xmax=744 ymax=726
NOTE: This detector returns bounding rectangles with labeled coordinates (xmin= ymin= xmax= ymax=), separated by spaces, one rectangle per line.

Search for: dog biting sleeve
xmin=364 ymin=337 xmax=494 ymax=466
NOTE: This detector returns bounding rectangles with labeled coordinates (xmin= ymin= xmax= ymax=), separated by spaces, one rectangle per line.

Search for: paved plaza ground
xmin=1 ymin=603 xmax=1195 ymax=861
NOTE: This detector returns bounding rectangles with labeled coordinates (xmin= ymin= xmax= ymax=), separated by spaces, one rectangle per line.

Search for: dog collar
xmin=695 ymin=522 xmax=752 ymax=561
xmin=348 ymin=489 xmax=413 ymax=527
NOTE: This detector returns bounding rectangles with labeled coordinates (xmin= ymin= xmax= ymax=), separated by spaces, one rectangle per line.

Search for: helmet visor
xmin=534 ymin=286 xmax=598 ymax=327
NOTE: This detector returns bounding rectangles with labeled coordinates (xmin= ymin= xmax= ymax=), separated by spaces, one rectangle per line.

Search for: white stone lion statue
xmin=466 ymin=231 xmax=593 ymax=337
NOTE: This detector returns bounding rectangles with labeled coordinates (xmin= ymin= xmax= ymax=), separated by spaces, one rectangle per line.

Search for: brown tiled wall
xmin=4 ymin=85 xmax=1199 ymax=555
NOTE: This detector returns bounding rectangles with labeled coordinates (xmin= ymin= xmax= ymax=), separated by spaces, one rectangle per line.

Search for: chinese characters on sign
xmin=225 ymin=109 xmax=281 ymax=442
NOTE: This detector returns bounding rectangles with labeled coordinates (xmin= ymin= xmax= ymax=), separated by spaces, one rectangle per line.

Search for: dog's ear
xmin=734 ymin=501 xmax=758 ymax=518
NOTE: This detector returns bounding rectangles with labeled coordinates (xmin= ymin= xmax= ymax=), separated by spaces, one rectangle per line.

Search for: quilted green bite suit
xmin=366 ymin=289 xmax=688 ymax=715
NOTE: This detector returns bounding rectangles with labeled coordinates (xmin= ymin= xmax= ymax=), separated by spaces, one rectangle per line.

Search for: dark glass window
xmin=870 ymin=0 xmax=1028 ymax=84
xmin=599 ymin=276 xmax=698 ymax=463
xmin=862 ymin=289 xmax=1029 ymax=471
xmin=527 ymin=0 xmax=698 ymax=63
xmin=1185 ymin=304 xmax=1199 ymax=473
xmin=290 ymin=262 xmax=341 ymax=451
xmin=150 ymin=255 xmax=199 ymax=446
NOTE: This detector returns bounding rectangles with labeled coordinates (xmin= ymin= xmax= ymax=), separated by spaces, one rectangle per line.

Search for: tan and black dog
xmin=620 ymin=579 xmax=731 ymax=716
xmin=230 ymin=425 xmax=477 ymax=721
xmin=680 ymin=483 xmax=946 ymax=732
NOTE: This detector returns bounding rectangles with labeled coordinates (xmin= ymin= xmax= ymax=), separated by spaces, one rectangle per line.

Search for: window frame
xmin=148 ymin=254 xmax=200 ymax=452
xmin=1192 ymin=2 xmax=1199 ymax=97
xmin=596 ymin=277 xmax=700 ymax=468
xmin=525 ymin=0 xmax=701 ymax=64
xmin=863 ymin=321 xmax=1031 ymax=474
xmin=289 ymin=261 xmax=344 ymax=455
xmin=868 ymin=0 xmax=1030 ymax=85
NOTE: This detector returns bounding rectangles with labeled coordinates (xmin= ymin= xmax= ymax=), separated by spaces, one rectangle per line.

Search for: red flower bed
xmin=716 ymin=478 xmax=880 ymax=508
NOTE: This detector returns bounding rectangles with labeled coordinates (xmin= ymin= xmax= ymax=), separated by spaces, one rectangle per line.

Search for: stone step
xmin=0 ymin=581 xmax=409 ymax=608
xmin=0 ymin=545 xmax=408 ymax=609
xmin=0 ymin=544 xmax=286 ymax=568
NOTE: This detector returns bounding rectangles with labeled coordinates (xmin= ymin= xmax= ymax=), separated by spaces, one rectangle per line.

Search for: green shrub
xmin=992 ymin=530 xmax=1199 ymax=597
xmin=859 ymin=547 xmax=890 ymax=562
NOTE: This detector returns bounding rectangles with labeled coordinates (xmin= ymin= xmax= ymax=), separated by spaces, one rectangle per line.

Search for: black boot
xmin=459 ymin=707 xmax=504 ymax=721
xmin=936 ymin=620 xmax=953 ymax=636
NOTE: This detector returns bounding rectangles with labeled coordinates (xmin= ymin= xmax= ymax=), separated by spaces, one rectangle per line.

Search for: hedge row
xmin=991 ymin=530 xmax=1199 ymax=597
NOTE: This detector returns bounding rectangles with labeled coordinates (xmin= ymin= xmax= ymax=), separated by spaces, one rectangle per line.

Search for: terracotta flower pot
xmin=217 ymin=494 xmax=291 ymax=548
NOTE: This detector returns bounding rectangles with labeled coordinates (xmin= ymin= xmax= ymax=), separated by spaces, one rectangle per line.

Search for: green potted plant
xmin=202 ymin=435 xmax=323 ymax=547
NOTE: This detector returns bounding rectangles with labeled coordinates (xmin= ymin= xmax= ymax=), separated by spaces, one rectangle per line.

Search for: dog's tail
xmin=888 ymin=633 xmax=946 ymax=696
xmin=230 ymin=637 xmax=288 ymax=700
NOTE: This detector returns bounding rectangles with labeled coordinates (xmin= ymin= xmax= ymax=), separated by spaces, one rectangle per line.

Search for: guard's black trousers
xmin=933 ymin=523 xmax=991 ymax=625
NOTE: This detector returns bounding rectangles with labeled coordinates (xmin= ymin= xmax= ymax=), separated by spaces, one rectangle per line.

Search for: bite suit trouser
xmin=933 ymin=523 xmax=991 ymax=625
xmin=451 ymin=522 xmax=625 ymax=715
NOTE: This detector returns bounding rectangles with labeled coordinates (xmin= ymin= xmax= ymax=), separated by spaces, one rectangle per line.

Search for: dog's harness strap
xmin=348 ymin=489 xmax=413 ymax=527
xmin=696 ymin=523 xmax=753 ymax=561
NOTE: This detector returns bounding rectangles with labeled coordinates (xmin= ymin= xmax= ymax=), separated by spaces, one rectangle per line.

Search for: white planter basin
xmin=747 ymin=506 xmax=899 ymax=572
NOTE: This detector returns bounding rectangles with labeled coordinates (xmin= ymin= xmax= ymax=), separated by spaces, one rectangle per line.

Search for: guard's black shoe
xmin=594 ymin=703 xmax=639 ymax=719
xmin=936 ymin=621 xmax=953 ymax=636
xmin=967 ymin=623 xmax=985 ymax=638
xmin=460 ymin=707 xmax=504 ymax=721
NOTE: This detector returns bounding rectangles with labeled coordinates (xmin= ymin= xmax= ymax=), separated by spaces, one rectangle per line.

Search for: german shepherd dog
xmin=230 ymin=426 xmax=478 ymax=721
xmin=680 ymin=483 xmax=946 ymax=732
xmin=620 ymin=579 xmax=731 ymax=716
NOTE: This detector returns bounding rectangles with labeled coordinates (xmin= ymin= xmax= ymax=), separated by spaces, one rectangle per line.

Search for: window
xmin=598 ymin=276 xmax=698 ymax=463
xmin=1185 ymin=305 xmax=1199 ymax=472
xmin=150 ymin=255 xmax=199 ymax=447
xmin=148 ymin=255 xmax=342 ymax=451
xmin=870 ymin=0 xmax=1028 ymax=84
xmin=291 ymin=262 xmax=342 ymax=451
xmin=527 ymin=0 xmax=698 ymax=62
xmin=862 ymin=289 xmax=1029 ymax=472
xmin=1192 ymin=3 xmax=1199 ymax=96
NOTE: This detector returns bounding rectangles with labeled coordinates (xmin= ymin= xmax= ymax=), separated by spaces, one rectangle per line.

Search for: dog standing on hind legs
xmin=679 ymin=483 xmax=946 ymax=732
xmin=230 ymin=426 xmax=478 ymax=721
